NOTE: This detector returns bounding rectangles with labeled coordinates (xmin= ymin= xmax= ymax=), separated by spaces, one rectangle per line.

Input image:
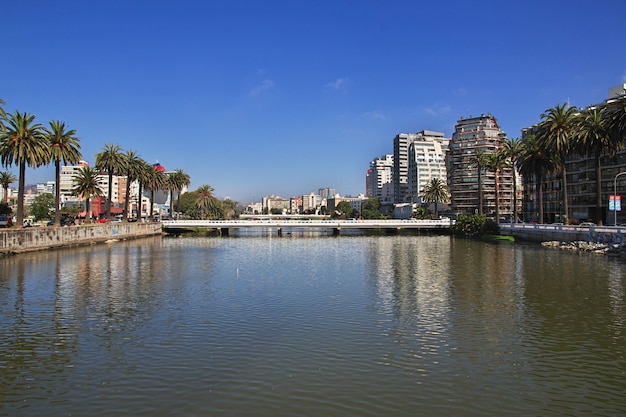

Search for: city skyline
xmin=3 ymin=0 xmax=626 ymax=202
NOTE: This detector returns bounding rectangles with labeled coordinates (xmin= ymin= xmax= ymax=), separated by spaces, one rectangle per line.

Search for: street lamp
xmin=613 ymin=171 xmax=626 ymax=226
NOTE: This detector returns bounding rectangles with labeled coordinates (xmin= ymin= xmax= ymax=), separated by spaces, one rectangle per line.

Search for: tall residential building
xmin=407 ymin=131 xmax=450 ymax=204
xmin=447 ymin=114 xmax=517 ymax=217
xmin=521 ymin=84 xmax=626 ymax=224
xmin=366 ymin=154 xmax=393 ymax=202
xmin=393 ymin=131 xmax=450 ymax=203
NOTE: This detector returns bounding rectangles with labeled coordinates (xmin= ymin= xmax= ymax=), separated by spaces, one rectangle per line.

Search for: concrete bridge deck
xmin=162 ymin=218 xmax=453 ymax=235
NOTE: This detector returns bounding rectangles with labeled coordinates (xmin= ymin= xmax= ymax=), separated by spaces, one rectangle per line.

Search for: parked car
xmin=0 ymin=214 xmax=12 ymax=228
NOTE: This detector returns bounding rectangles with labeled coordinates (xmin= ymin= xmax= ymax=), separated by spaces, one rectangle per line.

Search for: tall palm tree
xmin=469 ymin=149 xmax=488 ymax=215
xmin=538 ymin=103 xmax=578 ymax=222
xmin=45 ymin=120 xmax=81 ymax=227
xmin=605 ymin=94 xmax=626 ymax=148
xmin=499 ymin=137 xmax=523 ymax=223
xmin=422 ymin=177 xmax=449 ymax=218
xmin=95 ymin=143 xmax=126 ymax=220
xmin=0 ymin=112 xmax=48 ymax=227
xmin=486 ymin=151 xmax=509 ymax=223
xmin=122 ymin=150 xmax=143 ymax=221
xmin=518 ymin=134 xmax=556 ymax=223
xmin=143 ymin=163 xmax=168 ymax=219
xmin=196 ymin=184 xmax=222 ymax=219
xmin=0 ymin=171 xmax=17 ymax=204
xmin=574 ymin=108 xmax=617 ymax=225
xmin=71 ymin=166 xmax=103 ymax=223
xmin=0 ymin=97 xmax=6 ymax=127
xmin=168 ymin=169 xmax=190 ymax=219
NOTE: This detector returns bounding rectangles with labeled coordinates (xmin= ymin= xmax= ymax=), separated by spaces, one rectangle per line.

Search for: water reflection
xmin=0 ymin=235 xmax=625 ymax=417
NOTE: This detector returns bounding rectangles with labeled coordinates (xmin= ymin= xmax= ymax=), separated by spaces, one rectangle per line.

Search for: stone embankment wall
xmin=0 ymin=222 xmax=163 ymax=255
xmin=500 ymin=224 xmax=626 ymax=256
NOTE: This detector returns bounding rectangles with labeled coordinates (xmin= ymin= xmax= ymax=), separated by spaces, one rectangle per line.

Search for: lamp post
xmin=613 ymin=171 xmax=626 ymax=226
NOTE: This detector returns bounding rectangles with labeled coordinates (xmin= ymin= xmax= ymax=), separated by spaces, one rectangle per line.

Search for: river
xmin=1 ymin=233 xmax=624 ymax=416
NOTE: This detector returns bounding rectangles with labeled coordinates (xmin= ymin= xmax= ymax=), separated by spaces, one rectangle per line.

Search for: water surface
xmin=1 ymin=235 xmax=624 ymax=416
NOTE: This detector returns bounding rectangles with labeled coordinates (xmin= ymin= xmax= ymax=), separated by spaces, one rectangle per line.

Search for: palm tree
xmin=168 ymin=169 xmax=190 ymax=219
xmin=45 ymin=120 xmax=81 ymax=227
xmin=195 ymin=184 xmax=222 ymax=219
xmin=486 ymin=151 xmax=509 ymax=223
xmin=422 ymin=177 xmax=449 ymax=218
xmin=574 ymin=108 xmax=617 ymax=225
xmin=95 ymin=144 xmax=126 ymax=220
xmin=0 ymin=97 xmax=6 ymax=127
xmin=143 ymin=163 xmax=168 ymax=219
xmin=538 ymin=103 xmax=578 ymax=223
xmin=518 ymin=134 xmax=556 ymax=223
xmin=122 ymin=150 xmax=144 ymax=222
xmin=71 ymin=166 xmax=103 ymax=223
xmin=0 ymin=171 xmax=17 ymax=204
xmin=469 ymin=149 xmax=488 ymax=215
xmin=499 ymin=137 xmax=523 ymax=223
xmin=0 ymin=112 xmax=48 ymax=227
xmin=605 ymin=94 xmax=626 ymax=149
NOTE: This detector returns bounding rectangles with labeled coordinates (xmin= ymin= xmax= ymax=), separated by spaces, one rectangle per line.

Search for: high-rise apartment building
xmin=366 ymin=154 xmax=393 ymax=202
xmin=407 ymin=131 xmax=450 ymax=204
xmin=447 ymin=114 xmax=517 ymax=217
xmin=393 ymin=131 xmax=450 ymax=204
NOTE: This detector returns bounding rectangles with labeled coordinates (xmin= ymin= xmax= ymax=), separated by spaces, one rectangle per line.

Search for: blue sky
xmin=3 ymin=0 xmax=626 ymax=203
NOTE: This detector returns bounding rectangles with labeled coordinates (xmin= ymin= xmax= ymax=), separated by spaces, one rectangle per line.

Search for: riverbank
xmin=0 ymin=222 xmax=163 ymax=256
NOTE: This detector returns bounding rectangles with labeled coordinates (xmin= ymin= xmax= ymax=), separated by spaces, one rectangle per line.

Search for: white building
xmin=394 ymin=131 xmax=450 ymax=204
xmin=407 ymin=131 xmax=450 ymax=204
xmin=367 ymin=154 xmax=394 ymax=202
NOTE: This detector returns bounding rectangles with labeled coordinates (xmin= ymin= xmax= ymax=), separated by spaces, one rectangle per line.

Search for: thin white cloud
xmin=423 ymin=105 xmax=452 ymax=116
xmin=325 ymin=78 xmax=349 ymax=92
xmin=363 ymin=110 xmax=386 ymax=121
xmin=249 ymin=79 xmax=274 ymax=97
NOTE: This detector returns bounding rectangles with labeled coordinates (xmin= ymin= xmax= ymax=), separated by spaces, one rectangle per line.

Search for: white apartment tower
xmin=393 ymin=131 xmax=450 ymax=204
xmin=407 ymin=131 xmax=450 ymax=204
xmin=367 ymin=154 xmax=393 ymax=202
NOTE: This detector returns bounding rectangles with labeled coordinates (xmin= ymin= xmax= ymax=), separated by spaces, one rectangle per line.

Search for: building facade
xmin=393 ymin=131 xmax=450 ymax=204
xmin=521 ymin=84 xmax=626 ymax=224
xmin=447 ymin=114 xmax=518 ymax=218
xmin=366 ymin=154 xmax=393 ymax=202
xmin=407 ymin=131 xmax=450 ymax=204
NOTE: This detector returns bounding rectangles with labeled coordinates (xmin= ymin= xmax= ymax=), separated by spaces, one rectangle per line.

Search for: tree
xmin=142 ymin=163 xmax=168 ymax=219
xmin=485 ymin=152 xmax=508 ymax=222
xmin=95 ymin=143 xmax=126 ymax=220
xmin=0 ymin=112 xmax=49 ymax=228
xmin=334 ymin=201 xmax=355 ymax=218
xmin=122 ymin=150 xmax=143 ymax=221
xmin=0 ymin=171 xmax=16 ymax=204
xmin=574 ymin=108 xmax=617 ymax=225
xmin=361 ymin=197 xmax=382 ymax=219
xmin=221 ymin=198 xmax=240 ymax=220
xmin=422 ymin=177 xmax=449 ymax=218
xmin=195 ymin=184 xmax=222 ymax=219
xmin=499 ymin=137 xmax=523 ymax=223
xmin=45 ymin=120 xmax=81 ymax=227
xmin=72 ymin=166 xmax=103 ymax=222
xmin=469 ymin=149 xmax=488 ymax=215
xmin=167 ymin=169 xmax=190 ymax=219
xmin=29 ymin=192 xmax=55 ymax=221
xmin=538 ymin=103 xmax=578 ymax=222
xmin=605 ymin=94 xmax=626 ymax=145
xmin=518 ymin=134 xmax=556 ymax=223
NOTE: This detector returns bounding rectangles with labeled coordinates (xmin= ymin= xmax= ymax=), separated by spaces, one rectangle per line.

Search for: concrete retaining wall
xmin=0 ymin=222 xmax=164 ymax=255
xmin=499 ymin=224 xmax=626 ymax=244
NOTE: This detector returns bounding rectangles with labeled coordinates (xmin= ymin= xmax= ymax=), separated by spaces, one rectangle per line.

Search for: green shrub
xmin=451 ymin=214 xmax=500 ymax=238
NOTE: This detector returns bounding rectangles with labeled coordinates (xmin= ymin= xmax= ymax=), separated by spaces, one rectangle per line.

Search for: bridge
xmin=161 ymin=218 xmax=454 ymax=236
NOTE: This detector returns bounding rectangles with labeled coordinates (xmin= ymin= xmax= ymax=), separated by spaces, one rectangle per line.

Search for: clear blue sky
xmin=3 ymin=0 xmax=626 ymax=203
